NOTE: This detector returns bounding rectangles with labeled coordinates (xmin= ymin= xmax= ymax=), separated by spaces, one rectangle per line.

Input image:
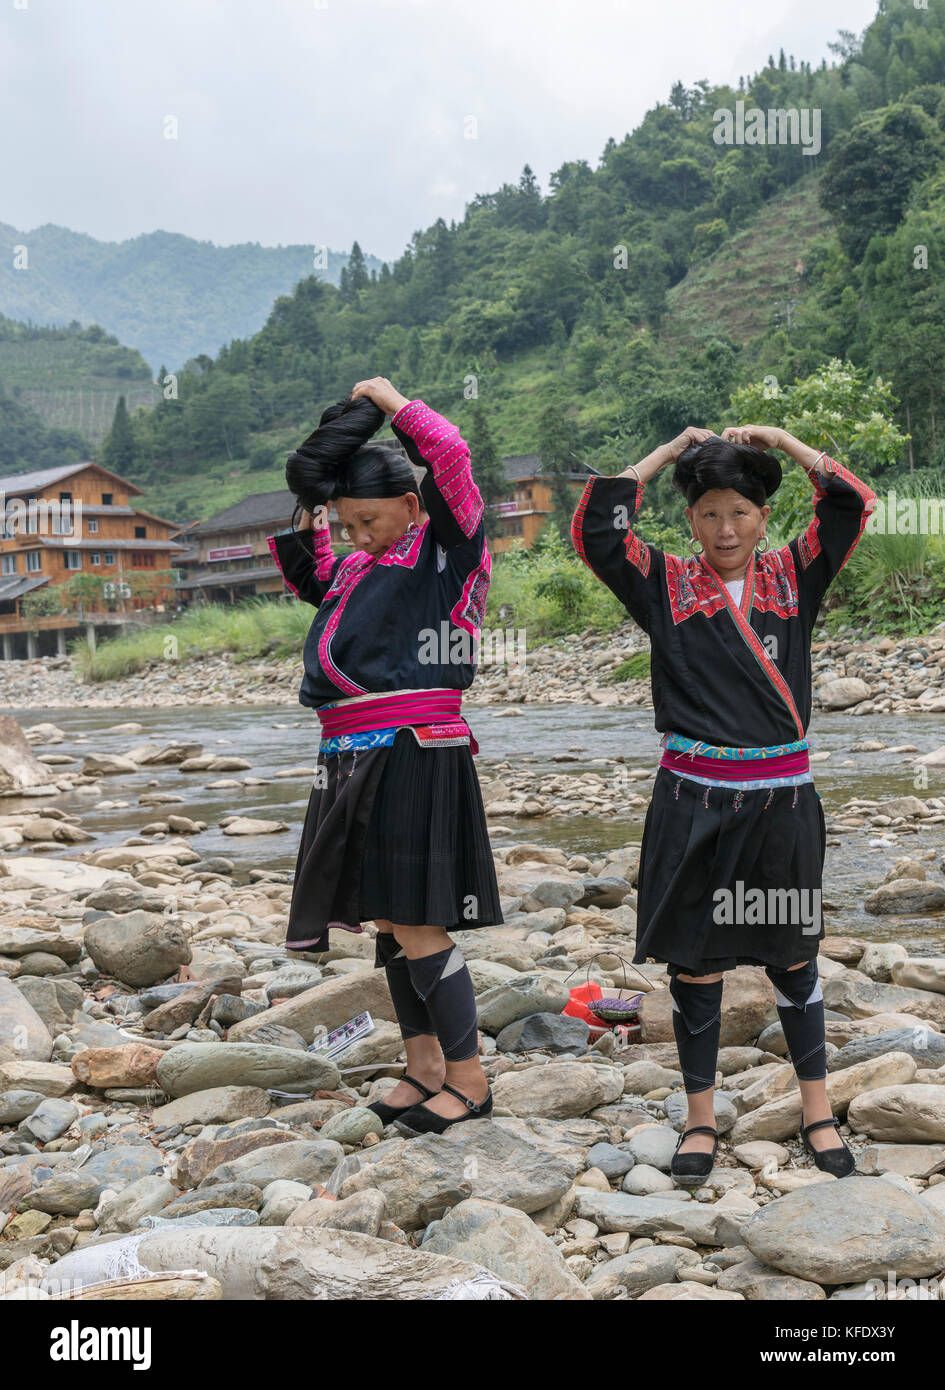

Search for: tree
xmin=725 ymin=358 xmax=908 ymax=535
xmin=186 ymin=375 xmax=255 ymax=460
xmin=537 ymin=403 xmax=581 ymax=540
xmin=60 ymin=573 xmax=106 ymax=619
xmin=466 ymin=405 xmax=507 ymax=539
xmin=341 ymin=241 xmax=369 ymax=300
xmin=516 ymin=165 xmax=546 ymax=231
xmin=102 ymin=395 xmax=137 ymax=474
xmin=819 ymin=103 xmax=944 ymax=263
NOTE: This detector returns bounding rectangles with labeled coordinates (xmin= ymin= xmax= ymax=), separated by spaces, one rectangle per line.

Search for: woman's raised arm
xmin=266 ymin=504 xmax=339 ymax=607
xmin=572 ymin=428 xmax=710 ymax=631
xmin=724 ymin=424 xmax=877 ymax=604
xmin=351 ymin=377 xmax=483 ymax=550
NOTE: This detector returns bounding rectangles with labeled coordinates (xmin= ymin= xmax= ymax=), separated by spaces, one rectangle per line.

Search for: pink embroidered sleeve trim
xmin=266 ymin=535 xmax=300 ymax=599
xmin=391 ymin=399 xmax=483 ymax=538
xmin=311 ymin=525 xmax=335 ymax=583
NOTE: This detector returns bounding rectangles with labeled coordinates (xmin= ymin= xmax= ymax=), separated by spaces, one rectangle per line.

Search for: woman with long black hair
xmin=266 ymin=377 xmax=502 ymax=1134
xmin=572 ymin=423 xmax=875 ymax=1185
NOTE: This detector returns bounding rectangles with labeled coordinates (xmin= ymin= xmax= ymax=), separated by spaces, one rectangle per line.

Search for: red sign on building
xmin=207 ymin=545 xmax=254 ymax=562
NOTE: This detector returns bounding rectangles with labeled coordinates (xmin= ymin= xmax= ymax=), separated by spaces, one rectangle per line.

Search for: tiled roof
xmin=176 ymin=564 xmax=280 ymax=590
xmin=0 ymin=461 xmax=144 ymax=496
xmin=34 ymin=538 xmax=189 ymax=551
xmin=178 ymin=490 xmax=299 ymax=536
xmin=0 ymin=462 xmax=89 ymax=493
xmin=502 ymin=454 xmax=592 ymax=483
xmin=0 ymin=574 xmax=50 ymax=599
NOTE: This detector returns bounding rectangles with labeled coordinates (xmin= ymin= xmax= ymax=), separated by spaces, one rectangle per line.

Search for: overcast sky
xmin=1 ymin=0 xmax=880 ymax=263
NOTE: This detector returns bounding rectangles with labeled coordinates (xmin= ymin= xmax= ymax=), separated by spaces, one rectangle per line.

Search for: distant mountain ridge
xmin=0 ymin=222 xmax=385 ymax=374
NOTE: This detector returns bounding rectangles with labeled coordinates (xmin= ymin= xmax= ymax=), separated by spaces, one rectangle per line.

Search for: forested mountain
xmin=4 ymin=0 xmax=944 ymax=532
xmin=0 ymin=225 xmax=385 ymax=377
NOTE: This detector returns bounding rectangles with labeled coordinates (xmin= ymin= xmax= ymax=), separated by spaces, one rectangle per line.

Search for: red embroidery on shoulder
xmin=664 ymin=553 xmax=727 ymax=625
xmin=754 ymin=547 xmax=798 ymax=618
xmin=664 ymin=549 xmax=797 ymax=624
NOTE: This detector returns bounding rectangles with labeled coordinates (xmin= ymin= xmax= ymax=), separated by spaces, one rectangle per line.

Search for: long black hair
xmin=673 ymin=436 xmax=781 ymax=509
xmin=285 ymin=395 xmax=419 ymax=528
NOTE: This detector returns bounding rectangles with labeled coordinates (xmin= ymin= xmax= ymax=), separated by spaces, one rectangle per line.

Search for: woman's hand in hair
xmin=667 ymin=425 xmax=716 ymax=461
xmin=350 ymin=377 xmax=411 ymax=417
xmin=620 ymin=426 xmax=714 ymax=483
xmin=720 ymin=425 xmax=784 ymax=451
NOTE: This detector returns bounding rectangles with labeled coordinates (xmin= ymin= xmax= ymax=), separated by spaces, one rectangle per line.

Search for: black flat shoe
xmin=801 ymin=1113 xmax=857 ymax=1178
xmin=670 ymin=1125 xmax=719 ymax=1188
xmin=394 ymin=1081 xmax=493 ymax=1136
xmin=366 ymin=1073 xmax=439 ymax=1127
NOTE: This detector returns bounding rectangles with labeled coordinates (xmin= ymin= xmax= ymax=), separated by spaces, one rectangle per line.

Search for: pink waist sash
xmin=659 ymin=747 xmax=810 ymax=782
xmin=316 ymin=689 xmax=463 ymax=738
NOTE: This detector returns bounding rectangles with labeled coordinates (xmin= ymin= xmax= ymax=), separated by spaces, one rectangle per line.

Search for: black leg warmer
xmin=406 ymin=944 xmax=479 ymax=1062
xmin=670 ymin=974 xmax=724 ymax=1094
xmin=374 ymin=930 xmax=435 ymax=1041
xmin=765 ymin=958 xmax=827 ymax=1081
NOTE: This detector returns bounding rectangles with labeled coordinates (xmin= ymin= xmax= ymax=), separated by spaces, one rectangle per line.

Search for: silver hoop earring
xmin=756 ymin=535 xmax=769 ymax=554
xmin=688 ymin=537 xmax=704 ymax=556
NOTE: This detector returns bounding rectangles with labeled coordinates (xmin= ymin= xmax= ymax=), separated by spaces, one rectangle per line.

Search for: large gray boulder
xmin=492 ymin=1062 xmax=624 ymax=1119
xmin=42 ymin=1226 xmax=527 ymax=1300
xmin=0 ymin=977 xmax=53 ymax=1061
xmin=742 ymin=1176 xmax=945 ymax=1284
xmin=338 ymin=1120 xmax=577 ymax=1231
xmin=226 ymin=970 xmax=396 ymax=1043
xmin=421 ymin=1198 xmax=590 ymax=1300
xmin=476 ymin=976 xmax=573 ymax=1034
xmin=83 ymin=912 xmax=191 ymax=987
xmin=155 ymin=1043 xmax=340 ymax=1097
xmin=847 ymin=1084 xmax=945 ymax=1142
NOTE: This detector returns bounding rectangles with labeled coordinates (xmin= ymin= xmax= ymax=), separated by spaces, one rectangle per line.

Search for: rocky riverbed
xmin=1 ymin=621 xmax=945 ymax=714
xmin=2 ymin=625 xmax=945 ymax=1303
xmin=2 ymin=713 xmax=945 ymax=1300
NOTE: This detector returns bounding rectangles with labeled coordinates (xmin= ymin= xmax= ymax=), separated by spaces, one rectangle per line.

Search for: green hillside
xmin=0 ymin=316 xmax=157 ymax=445
xmin=5 ymin=0 xmax=945 ymax=535
xmin=663 ymin=177 xmax=834 ymax=348
xmin=0 ymin=225 xmax=385 ymax=377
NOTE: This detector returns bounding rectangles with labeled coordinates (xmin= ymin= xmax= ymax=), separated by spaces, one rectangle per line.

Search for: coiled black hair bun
xmin=285 ymin=395 xmax=418 ymax=514
xmin=673 ymin=436 xmax=781 ymax=508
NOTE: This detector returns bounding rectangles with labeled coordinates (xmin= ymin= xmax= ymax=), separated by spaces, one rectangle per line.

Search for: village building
xmin=487 ymin=454 xmax=592 ymax=554
xmin=171 ymin=454 xmax=593 ymax=602
xmin=0 ymin=448 xmax=596 ymax=657
xmin=0 ymin=461 xmax=185 ymax=659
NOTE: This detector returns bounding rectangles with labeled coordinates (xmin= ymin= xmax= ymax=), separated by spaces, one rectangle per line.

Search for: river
xmin=6 ymin=702 xmax=945 ymax=955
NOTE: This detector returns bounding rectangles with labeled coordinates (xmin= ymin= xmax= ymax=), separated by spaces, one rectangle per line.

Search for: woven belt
xmin=659 ymin=732 xmax=812 ymax=791
xmin=316 ymin=688 xmax=463 ymax=737
xmin=316 ymin=688 xmax=477 ymax=756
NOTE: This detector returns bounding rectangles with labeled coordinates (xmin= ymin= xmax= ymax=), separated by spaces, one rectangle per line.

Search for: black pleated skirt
xmin=285 ymin=728 xmax=503 ymax=951
xmin=633 ymin=766 xmax=827 ymax=978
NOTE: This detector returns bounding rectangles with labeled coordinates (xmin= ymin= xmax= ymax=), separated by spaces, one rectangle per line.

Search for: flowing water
xmin=5 ymin=702 xmax=945 ymax=954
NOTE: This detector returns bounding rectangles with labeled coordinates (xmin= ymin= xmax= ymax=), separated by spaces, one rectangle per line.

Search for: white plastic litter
xmin=431 ymin=1272 xmax=528 ymax=1300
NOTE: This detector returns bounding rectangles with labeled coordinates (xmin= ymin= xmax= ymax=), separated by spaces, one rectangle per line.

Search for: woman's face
xmin=686 ymin=488 xmax=770 ymax=578
xmin=335 ymin=492 xmax=421 ymax=557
